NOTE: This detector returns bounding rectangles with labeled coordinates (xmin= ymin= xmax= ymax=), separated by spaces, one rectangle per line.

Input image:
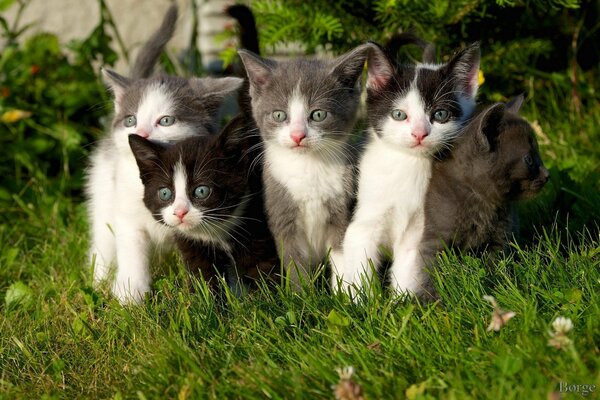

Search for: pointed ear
xmin=128 ymin=134 xmax=164 ymax=183
xmin=505 ymin=93 xmax=525 ymax=114
xmin=365 ymin=42 xmax=395 ymax=93
xmin=444 ymin=42 xmax=480 ymax=99
xmin=474 ymin=103 xmax=505 ymax=152
xmin=238 ymin=49 xmax=276 ymax=91
xmin=102 ymin=68 xmax=132 ymax=104
xmin=330 ymin=43 xmax=370 ymax=87
xmin=189 ymin=76 xmax=244 ymax=115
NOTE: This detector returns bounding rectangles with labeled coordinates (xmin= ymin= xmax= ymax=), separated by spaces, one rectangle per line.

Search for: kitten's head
xmin=103 ymin=70 xmax=243 ymax=154
xmin=128 ymin=116 xmax=257 ymax=243
xmin=238 ymin=45 xmax=370 ymax=155
xmin=366 ymin=42 xmax=480 ymax=156
xmin=471 ymin=95 xmax=550 ymax=200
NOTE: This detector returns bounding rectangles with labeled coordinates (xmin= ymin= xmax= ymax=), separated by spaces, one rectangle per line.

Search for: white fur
xmin=87 ymin=85 xmax=196 ymax=304
xmin=333 ymin=76 xmax=474 ymax=297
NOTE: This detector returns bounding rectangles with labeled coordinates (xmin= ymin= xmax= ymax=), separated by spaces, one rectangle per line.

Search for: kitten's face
xmin=366 ymin=44 xmax=480 ymax=155
xmin=103 ymin=71 xmax=242 ymax=154
xmin=238 ymin=46 xmax=370 ymax=154
xmin=495 ymin=117 xmax=549 ymax=200
xmin=128 ymin=118 xmax=253 ymax=244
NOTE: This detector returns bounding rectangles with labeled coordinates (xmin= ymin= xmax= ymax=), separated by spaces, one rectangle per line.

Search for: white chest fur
xmin=266 ymin=145 xmax=346 ymax=253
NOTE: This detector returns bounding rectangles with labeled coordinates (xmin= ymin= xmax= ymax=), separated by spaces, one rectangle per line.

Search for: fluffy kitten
xmin=333 ymin=42 xmax=480 ymax=297
xmin=237 ymin=45 xmax=371 ymax=287
xmin=128 ymin=115 xmax=277 ymax=292
xmin=417 ymin=96 xmax=549 ymax=297
xmin=86 ymin=5 xmax=243 ymax=303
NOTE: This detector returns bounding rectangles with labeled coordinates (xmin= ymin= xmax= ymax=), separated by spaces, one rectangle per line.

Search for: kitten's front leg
xmin=388 ymin=217 xmax=428 ymax=297
xmin=112 ymin=222 xmax=152 ymax=304
xmin=335 ymin=218 xmax=384 ymax=298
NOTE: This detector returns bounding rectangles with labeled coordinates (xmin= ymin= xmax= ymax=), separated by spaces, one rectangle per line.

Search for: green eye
xmin=310 ymin=109 xmax=328 ymax=122
xmin=193 ymin=185 xmax=210 ymax=199
xmin=124 ymin=115 xmax=137 ymax=127
xmin=391 ymin=109 xmax=407 ymax=121
xmin=433 ymin=109 xmax=450 ymax=123
xmin=158 ymin=187 xmax=172 ymax=201
xmin=158 ymin=116 xmax=176 ymax=126
xmin=272 ymin=110 xmax=287 ymax=122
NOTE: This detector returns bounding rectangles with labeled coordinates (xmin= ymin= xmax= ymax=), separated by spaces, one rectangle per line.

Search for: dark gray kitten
xmin=237 ymin=45 xmax=371 ymax=287
xmin=86 ymin=4 xmax=243 ymax=304
xmin=418 ymin=96 xmax=550 ymax=298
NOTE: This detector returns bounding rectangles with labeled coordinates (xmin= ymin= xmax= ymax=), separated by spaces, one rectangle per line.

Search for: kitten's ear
xmin=102 ymin=68 xmax=132 ymax=104
xmin=444 ymin=42 xmax=480 ymax=99
xmin=475 ymin=103 xmax=505 ymax=152
xmin=365 ymin=42 xmax=395 ymax=93
xmin=128 ymin=134 xmax=163 ymax=182
xmin=330 ymin=44 xmax=370 ymax=87
xmin=238 ymin=50 xmax=276 ymax=91
xmin=505 ymin=94 xmax=525 ymax=114
xmin=189 ymin=76 xmax=244 ymax=114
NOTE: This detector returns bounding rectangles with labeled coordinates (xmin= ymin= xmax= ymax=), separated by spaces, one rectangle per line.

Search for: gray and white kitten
xmin=237 ymin=45 xmax=371 ymax=287
xmin=333 ymin=42 xmax=480 ymax=297
xmin=86 ymin=4 xmax=242 ymax=304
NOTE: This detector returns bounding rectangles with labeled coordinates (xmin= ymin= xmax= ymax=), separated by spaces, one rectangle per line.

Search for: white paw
xmin=112 ymin=278 xmax=150 ymax=305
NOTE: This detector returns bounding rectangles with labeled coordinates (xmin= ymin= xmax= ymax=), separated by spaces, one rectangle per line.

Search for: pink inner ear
xmin=367 ymin=60 xmax=392 ymax=91
xmin=466 ymin=62 xmax=480 ymax=98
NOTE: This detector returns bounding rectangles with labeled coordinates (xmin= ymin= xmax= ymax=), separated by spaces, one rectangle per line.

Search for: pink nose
xmin=412 ymin=129 xmax=429 ymax=142
xmin=174 ymin=208 xmax=188 ymax=221
xmin=137 ymin=130 xmax=149 ymax=139
xmin=290 ymin=130 xmax=306 ymax=145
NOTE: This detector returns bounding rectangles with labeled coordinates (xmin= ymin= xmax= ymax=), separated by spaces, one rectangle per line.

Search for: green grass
xmin=0 ymin=199 xmax=598 ymax=399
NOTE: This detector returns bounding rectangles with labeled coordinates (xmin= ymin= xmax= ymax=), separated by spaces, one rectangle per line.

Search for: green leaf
xmin=0 ymin=0 xmax=17 ymax=12
xmin=326 ymin=310 xmax=350 ymax=328
xmin=5 ymin=281 xmax=34 ymax=309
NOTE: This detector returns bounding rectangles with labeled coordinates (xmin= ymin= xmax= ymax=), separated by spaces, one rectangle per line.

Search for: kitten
xmin=333 ymin=42 xmax=480 ymax=297
xmin=128 ymin=115 xmax=278 ymax=292
xmin=237 ymin=45 xmax=372 ymax=287
xmin=417 ymin=96 xmax=549 ymax=298
xmin=86 ymin=4 xmax=243 ymax=303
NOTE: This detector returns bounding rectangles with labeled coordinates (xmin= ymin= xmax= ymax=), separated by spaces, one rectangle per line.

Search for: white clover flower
xmin=551 ymin=316 xmax=573 ymax=334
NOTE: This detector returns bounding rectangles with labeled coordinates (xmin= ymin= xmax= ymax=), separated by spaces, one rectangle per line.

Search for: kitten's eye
xmin=193 ymin=185 xmax=211 ymax=199
xmin=523 ymin=154 xmax=534 ymax=167
xmin=272 ymin=110 xmax=287 ymax=122
xmin=391 ymin=109 xmax=407 ymax=121
xmin=158 ymin=187 xmax=173 ymax=201
xmin=432 ymin=109 xmax=450 ymax=123
xmin=158 ymin=116 xmax=176 ymax=126
xmin=310 ymin=109 xmax=328 ymax=122
xmin=124 ymin=115 xmax=137 ymax=128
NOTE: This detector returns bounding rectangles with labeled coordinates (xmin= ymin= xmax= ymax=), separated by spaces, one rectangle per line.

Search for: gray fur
xmin=131 ymin=3 xmax=178 ymax=80
xmin=418 ymin=100 xmax=550 ymax=299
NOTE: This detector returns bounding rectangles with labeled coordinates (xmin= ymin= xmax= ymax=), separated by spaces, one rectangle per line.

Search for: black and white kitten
xmin=237 ymin=45 xmax=371 ymax=287
xmin=86 ymin=4 xmax=243 ymax=303
xmin=128 ymin=115 xmax=278 ymax=291
xmin=333 ymin=42 xmax=480 ymax=297
xmin=417 ymin=96 xmax=549 ymax=298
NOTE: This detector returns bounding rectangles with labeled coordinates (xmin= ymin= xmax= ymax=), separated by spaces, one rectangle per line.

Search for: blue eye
xmin=272 ymin=110 xmax=287 ymax=122
xmin=158 ymin=187 xmax=172 ymax=201
xmin=310 ymin=109 xmax=327 ymax=122
xmin=193 ymin=185 xmax=210 ymax=199
xmin=391 ymin=109 xmax=407 ymax=121
xmin=124 ymin=115 xmax=137 ymax=127
xmin=432 ymin=109 xmax=450 ymax=123
xmin=158 ymin=116 xmax=176 ymax=126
